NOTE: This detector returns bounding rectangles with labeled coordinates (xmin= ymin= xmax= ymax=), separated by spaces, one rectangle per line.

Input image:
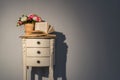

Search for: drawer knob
xmin=37 ymin=41 xmax=41 ymax=45
xmin=37 ymin=60 xmax=40 ymax=64
xmin=37 ymin=51 xmax=41 ymax=54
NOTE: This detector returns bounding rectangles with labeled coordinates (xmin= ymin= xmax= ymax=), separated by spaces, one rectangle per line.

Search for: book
xmin=35 ymin=22 xmax=54 ymax=34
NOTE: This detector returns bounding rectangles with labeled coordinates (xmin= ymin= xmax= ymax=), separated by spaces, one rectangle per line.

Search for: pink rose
xmin=37 ymin=17 xmax=42 ymax=22
xmin=27 ymin=17 xmax=32 ymax=20
xmin=18 ymin=21 xmax=22 ymax=25
xmin=28 ymin=14 xmax=36 ymax=18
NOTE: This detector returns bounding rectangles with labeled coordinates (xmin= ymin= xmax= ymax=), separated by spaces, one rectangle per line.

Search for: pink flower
xmin=37 ymin=17 xmax=42 ymax=22
xmin=28 ymin=14 xmax=36 ymax=18
xmin=18 ymin=21 xmax=22 ymax=25
xmin=27 ymin=17 xmax=32 ymax=21
xmin=17 ymin=14 xmax=42 ymax=26
xmin=33 ymin=16 xmax=41 ymax=22
xmin=28 ymin=14 xmax=42 ymax=22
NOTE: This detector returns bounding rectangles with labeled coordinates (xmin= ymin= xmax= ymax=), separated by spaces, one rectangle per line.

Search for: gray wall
xmin=0 ymin=0 xmax=119 ymax=80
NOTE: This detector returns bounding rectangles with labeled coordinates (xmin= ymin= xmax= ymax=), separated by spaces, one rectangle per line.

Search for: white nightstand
xmin=20 ymin=35 xmax=56 ymax=80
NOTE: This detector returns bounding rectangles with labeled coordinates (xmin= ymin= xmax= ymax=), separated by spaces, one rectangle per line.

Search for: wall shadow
xmin=54 ymin=31 xmax=68 ymax=80
xmin=30 ymin=31 xmax=68 ymax=80
xmin=31 ymin=67 xmax=49 ymax=80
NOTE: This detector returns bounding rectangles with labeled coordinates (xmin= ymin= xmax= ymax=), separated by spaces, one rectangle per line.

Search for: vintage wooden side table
xmin=20 ymin=35 xmax=56 ymax=80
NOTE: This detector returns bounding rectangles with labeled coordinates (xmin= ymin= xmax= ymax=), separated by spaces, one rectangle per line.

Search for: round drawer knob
xmin=37 ymin=41 xmax=40 ymax=45
xmin=37 ymin=51 xmax=41 ymax=54
xmin=37 ymin=60 xmax=40 ymax=64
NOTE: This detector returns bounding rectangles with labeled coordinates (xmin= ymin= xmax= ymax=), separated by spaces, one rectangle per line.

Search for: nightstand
xmin=20 ymin=35 xmax=56 ymax=80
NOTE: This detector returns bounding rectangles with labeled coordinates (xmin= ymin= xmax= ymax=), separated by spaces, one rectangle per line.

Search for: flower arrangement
xmin=17 ymin=14 xmax=42 ymax=26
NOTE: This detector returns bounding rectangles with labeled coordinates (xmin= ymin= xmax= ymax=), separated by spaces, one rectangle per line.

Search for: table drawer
xmin=26 ymin=39 xmax=50 ymax=47
xmin=26 ymin=48 xmax=50 ymax=57
xmin=26 ymin=57 xmax=50 ymax=67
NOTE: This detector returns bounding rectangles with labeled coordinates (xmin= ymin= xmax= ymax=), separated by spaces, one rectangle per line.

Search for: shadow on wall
xmin=54 ymin=31 xmax=68 ymax=80
xmin=30 ymin=31 xmax=68 ymax=80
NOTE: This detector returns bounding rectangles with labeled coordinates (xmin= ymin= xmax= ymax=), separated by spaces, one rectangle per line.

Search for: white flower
xmin=33 ymin=16 xmax=37 ymax=21
xmin=21 ymin=16 xmax=27 ymax=22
